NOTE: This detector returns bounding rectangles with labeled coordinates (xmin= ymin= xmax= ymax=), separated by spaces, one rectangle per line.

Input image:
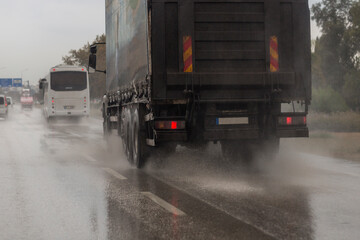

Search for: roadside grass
xmin=283 ymin=132 xmax=360 ymax=161
xmin=283 ymin=111 xmax=360 ymax=161
xmin=308 ymin=111 xmax=360 ymax=132
xmin=310 ymin=131 xmax=333 ymax=139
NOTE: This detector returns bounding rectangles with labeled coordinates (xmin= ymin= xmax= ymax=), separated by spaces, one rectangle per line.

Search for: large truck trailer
xmin=90 ymin=0 xmax=311 ymax=168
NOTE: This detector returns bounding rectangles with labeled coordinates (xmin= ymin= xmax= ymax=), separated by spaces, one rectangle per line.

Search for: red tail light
xmin=278 ymin=116 xmax=307 ymax=126
xmin=155 ymin=120 xmax=185 ymax=130
xmin=286 ymin=117 xmax=292 ymax=125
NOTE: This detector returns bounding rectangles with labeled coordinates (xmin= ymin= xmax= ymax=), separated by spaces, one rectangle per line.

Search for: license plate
xmin=216 ymin=117 xmax=248 ymax=125
xmin=64 ymin=105 xmax=74 ymax=109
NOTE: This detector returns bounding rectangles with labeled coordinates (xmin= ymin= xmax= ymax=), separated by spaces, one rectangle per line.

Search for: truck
xmin=20 ymin=89 xmax=34 ymax=109
xmin=89 ymin=0 xmax=311 ymax=168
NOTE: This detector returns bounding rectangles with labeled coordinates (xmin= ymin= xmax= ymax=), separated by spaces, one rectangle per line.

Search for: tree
xmin=343 ymin=70 xmax=360 ymax=110
xmin=347 ymin=1 xmax=360 ymax=68
xmin=62 ymin=34 xmax=106 ymax=98
xmin=311 ymin=0 xmax=360 ymax=110
xmin=311 ymin=0 xmax=353 ymax=90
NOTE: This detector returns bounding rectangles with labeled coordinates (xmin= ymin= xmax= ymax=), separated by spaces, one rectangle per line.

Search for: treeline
xmin=311 ymin=0 xmax=360 ymax=112
xmin=62 ymin=34 xmax=106 ymax=99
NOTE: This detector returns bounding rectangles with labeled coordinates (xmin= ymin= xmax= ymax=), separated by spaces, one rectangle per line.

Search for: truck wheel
xmin=131 ymin=105 xmax=147 ymax=168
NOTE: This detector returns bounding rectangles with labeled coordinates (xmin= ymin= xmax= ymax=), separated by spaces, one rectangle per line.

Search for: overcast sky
xmin=0 ymin=0 xmax=320 ymax=85
xmin=0 ymin=0 xmax=105 ymax=84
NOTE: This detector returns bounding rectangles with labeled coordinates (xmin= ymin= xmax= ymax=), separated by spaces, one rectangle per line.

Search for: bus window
xmin=50 ymin=72 xmax=87 ymax=91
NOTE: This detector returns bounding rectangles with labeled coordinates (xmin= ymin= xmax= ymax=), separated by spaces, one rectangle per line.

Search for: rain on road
xmin=0 ymin=106 xmax=359 ymax=240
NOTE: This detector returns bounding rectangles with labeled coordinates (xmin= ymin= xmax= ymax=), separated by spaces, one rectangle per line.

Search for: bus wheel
xmin=131 ymin=105 xmax=146 ymax=168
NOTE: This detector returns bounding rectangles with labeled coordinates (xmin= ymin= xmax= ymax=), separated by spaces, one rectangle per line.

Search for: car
xmin=6 ymin=97 xmax=13 ymax=108
xmin=0 ymin=95 xmax=8 ymax=119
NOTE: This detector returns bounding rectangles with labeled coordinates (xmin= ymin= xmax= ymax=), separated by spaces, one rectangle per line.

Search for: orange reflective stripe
xmin=270 ymin=36 xmax=279 ymax=72
xmin=183 ymin=36 xmax=193 ymax=72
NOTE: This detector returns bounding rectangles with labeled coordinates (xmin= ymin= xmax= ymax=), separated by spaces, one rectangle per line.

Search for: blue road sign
xmin=0 ymin=78 xmax=13 ymax=87
xmin=12 ymin=78 xmax=22 ymax=87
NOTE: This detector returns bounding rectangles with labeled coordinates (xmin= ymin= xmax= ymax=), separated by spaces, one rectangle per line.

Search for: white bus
xmin=39 ymin=65 xmax=90 ymax=120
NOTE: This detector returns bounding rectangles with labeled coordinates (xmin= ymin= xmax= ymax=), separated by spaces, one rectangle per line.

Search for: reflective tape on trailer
xmin=183 ymin=36 xmax=193 ymax=72
xmin=270 ymin=36 xmax=279 ymax=72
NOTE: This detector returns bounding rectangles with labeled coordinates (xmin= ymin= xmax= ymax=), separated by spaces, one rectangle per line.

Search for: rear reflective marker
xmin=270 ymin=36 xmax=279 ymax=72
xmin=183 ymin=36 xmax=193 ymax=72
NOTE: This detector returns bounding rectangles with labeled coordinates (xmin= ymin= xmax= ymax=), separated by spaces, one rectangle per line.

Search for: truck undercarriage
xmin=102 ymin=81 xmax=309 ymax=168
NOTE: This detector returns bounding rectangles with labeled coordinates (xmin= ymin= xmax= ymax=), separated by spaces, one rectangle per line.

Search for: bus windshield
xmin=50 ymin=71 xmax=87 ymax=91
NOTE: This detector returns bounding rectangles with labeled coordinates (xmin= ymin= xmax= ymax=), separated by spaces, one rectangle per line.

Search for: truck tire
xmin=131 ymin=105 xmax=146 ymax=168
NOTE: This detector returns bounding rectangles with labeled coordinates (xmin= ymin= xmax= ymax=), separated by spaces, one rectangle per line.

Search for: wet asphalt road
xmin=0 ymin=106 xmax=360 ymax=240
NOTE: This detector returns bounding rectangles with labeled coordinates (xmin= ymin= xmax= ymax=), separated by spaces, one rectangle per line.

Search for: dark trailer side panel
xmin=151 ymin=0 xmax=311 ymax=103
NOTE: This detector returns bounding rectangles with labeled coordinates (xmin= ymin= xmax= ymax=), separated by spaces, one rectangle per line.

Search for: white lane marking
xmin=103 ymin=168 xmax=127 ymax=180
xmin=83 ymin=155 xmax=97 ymax=162
xmin=141 ymin=192 xmax=186 ymax=216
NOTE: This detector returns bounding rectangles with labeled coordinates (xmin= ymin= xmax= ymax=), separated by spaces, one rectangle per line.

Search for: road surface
xmin=0 ymin=106 xmax=359 ymax=240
